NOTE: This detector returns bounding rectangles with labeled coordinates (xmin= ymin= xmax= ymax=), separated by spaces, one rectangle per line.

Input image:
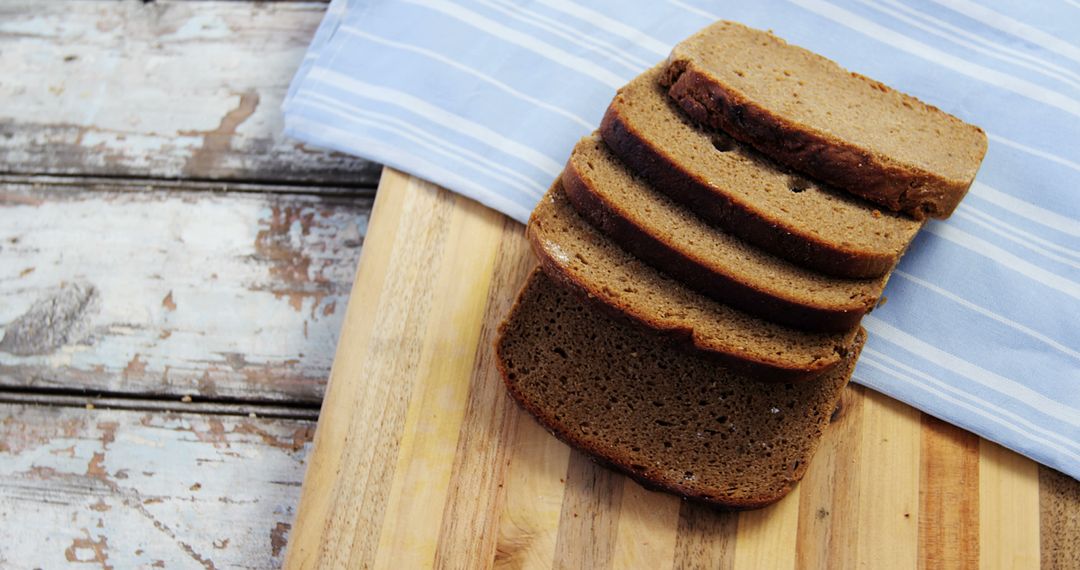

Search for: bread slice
xmin=497 ymin=269 xmax=865 ymax=510
xmin=663 ymin=21 xmax=988 ymax=219
xmin=601 ymin=65 xmax=922 ymax=279
xmin=528 ymin=180 xmax=859 ymax=382
xmin=563 ymin=134 xmax=889 ymax=332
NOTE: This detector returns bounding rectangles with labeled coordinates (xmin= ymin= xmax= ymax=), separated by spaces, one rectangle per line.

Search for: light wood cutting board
xmin=283 ymin=169 xmax=1077 ymax=569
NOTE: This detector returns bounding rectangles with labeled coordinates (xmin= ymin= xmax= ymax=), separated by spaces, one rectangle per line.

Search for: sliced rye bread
xmin=497 ymin=269 xmax=866 ymax=510
xmin=601 ymin=65 xmax=923 ymax=279
xmin=528 ymin=180 xmax=859 ymax=382
xmin=563 ymin=134 xmax=889 ymax=332
xmin=663 ymin=21 xmax=988 ymax=219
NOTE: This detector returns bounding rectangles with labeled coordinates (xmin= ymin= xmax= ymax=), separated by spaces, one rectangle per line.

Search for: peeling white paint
xmin=0 ymin=404 xmax=312 ymax=568
xmin=0 ymin=185 xmax=371 ymax=402
xmin=0 ymin=1 xmax=378 ymax=183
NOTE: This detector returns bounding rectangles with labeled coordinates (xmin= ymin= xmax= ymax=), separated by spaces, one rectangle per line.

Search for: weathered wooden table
xmin=0 ymin=2 xmax=378 ymax=567
xmin=2 ymin=2 xmax=1077 ymax=569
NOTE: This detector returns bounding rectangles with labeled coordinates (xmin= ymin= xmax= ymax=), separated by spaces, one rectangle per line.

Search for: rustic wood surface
xmin=0 ymin=0 xmax=377 ymax=566
xmin=284 ymin=169 xmax=1080 ymax=569
xmin=0 ymin=176 xmax=371 ymax=404
xmin=0 ymin=0 xmax=380 ymax=185
xmin=0 ymin=402 xmax=313 ymax=569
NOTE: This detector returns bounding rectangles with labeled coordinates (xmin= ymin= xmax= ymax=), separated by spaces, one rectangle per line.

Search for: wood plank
xmin=795 ymin=384 xmax=866 ymax=568
xmin=432 ymin=216 xmax=537 ymax=568
xmin=369 ymin=190 xmax=507 ymax=569
xmin=283 ymin=169 xmax=510 ymax=568
xmin=552 ymin=452 xmax=626 ymax=569
xmin=733 ymin=487 xmax=801 ymax=570
xmin=610 ymin=481 xmax=681 ymax=570
xmin=1039 ymin=466 xmax=1080 ymax=569
xmin=979 ymin=439 xmax=1040 ymax=570
xmin=0 ymin=0 xmax=379 ymax=185
xmin=0 ymin=402 xmax=312 ymax=568
xmin=672 ymin=501 xmax=738 ymax=570
xmin=0 ymin=179 xmax=371 ymax=403
xmin=918 ymin=414 xmax=980 ymax=569
xmin=855 ymin=389 xmax=922 ymax=568
xmin=494 ymin=413 xmax=572 ymax=570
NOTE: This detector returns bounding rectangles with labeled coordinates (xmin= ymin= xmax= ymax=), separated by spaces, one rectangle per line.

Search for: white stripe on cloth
xmin=338 ymin=26 xmax=595 ymax=129
xmin=298 ymin=93 xmax=548 ymax=198
xmin=306 ymin=68 xmax=564 ymax=177
xmin=478 ymin=0 xmax=652 ymax=72
xmin=534 ymin=0 xmax=671 ymax=57
xmin=790 ymin=0 xmax=1080 ymax=117
xmin=893 ymin=270 xmax=1080 ymax=361
xmin=863 ymin=316 xmax=1080 ymax=428
xmin=859 ymin=352 xmax=1080 ymax=459
xmin=927 ymin=0 xmax=1080 ymax=63
xmin=667 ymin=0 xmax=719 ymax=22
xmin=988 ymin=134 xmax=1080 ymax=174
xmin=970 ymin=182 xmax=1079 ymax=237
xmin=923 ymin=223 xmax=1080 ymax=300
xmin=861 ymin=0 xmax=1080 ymax=90
xmin=954 ymin=209 xmax=1080 ymax=268
xmin=401 ymin=0 xmax=628 ymax=88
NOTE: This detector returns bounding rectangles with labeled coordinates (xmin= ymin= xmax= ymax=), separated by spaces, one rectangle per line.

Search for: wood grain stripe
xmin=371 ymin=193 xmax=507 ymax=569
xmin=733 ymin=487 xmax=801 ymax=570
xmin=494 ymin=414 xmax=573 ymax=570
xmin=285 ymin=169 xmax=410 ymax=570
xmin=1039 ymin=466 xmax=1080 ymax=570
xmin=327 ymin=175 xmax=455 ymax=569
xmin=918 ymin=414 xmax=980 ymax=569
xmin=552 ymin=452 xmax=625 ymax=569
xmin=284 ymin=170 xmax=452 ymax=569
xmin=672 ymin=501 xmax=738 ymax=570
xmin=610 ymin=481 xmax=681 ymax=569
xmin=431 ymin=219 xmax=537 ymax=569
xmin=979 ymin=439 xmax=1040 ymax=570
xmin=856 ymin=389 xmax=921 ymax=568
xmin=796 ymin=384 xmax=866 ymax=567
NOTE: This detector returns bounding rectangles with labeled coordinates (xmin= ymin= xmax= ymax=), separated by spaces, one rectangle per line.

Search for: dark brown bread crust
xmin=562 ymin=144 xmax=879 ymax=332
xmin=496 ymin=270 xmax=865 ymax=510
xmin=663 ymin=51 xmax=987 ymax=219
xmin=599 ymin=88 xmax=916 ymax=279
xmin=528 ymin=183 xmax=858 ymax=382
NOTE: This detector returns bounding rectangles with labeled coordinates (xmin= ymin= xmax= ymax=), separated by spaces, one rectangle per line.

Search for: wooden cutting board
xmin=283 ymin=169 xmax=1077 ymax=569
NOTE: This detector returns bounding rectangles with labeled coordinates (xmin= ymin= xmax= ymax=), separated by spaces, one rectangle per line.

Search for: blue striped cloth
xmin=283 ymin=0 xmax=1080 ymax=479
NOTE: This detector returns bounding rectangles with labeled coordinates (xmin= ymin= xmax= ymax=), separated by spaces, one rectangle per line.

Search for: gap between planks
xmin=0 ymin=389 xmax=320 ymax=421
xmin=0 ymin=173 xmax=379 ymax=198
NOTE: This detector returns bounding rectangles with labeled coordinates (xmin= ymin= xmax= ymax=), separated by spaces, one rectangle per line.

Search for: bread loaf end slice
xmin=497 ymin=269 xmax=865 ymax=510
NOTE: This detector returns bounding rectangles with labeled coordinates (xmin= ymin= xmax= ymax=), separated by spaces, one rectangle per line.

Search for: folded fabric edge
xmin=855 ymin=372 xmax=1079 ymax=481
xmin=284 ymin=0 xmax=350 ymax=112
xmin=284 ymin=115 xmax=535 ymax=224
